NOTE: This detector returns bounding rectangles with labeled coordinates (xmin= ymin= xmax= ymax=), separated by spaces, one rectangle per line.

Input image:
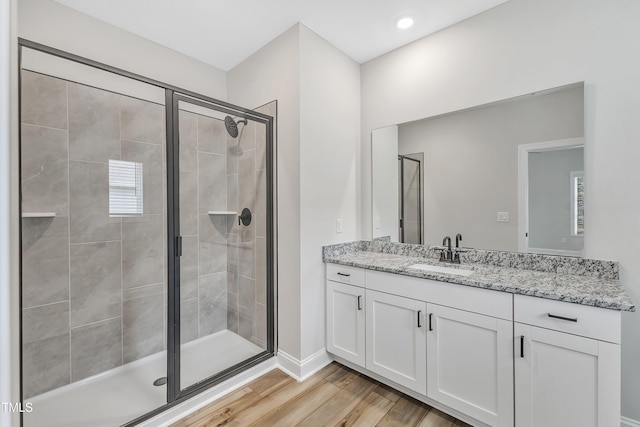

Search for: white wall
xmin=397 ymin=86 xmax=583 ymax=251
xmin=361 ymin=0 xmax=640 ymax=419
xmin=0 ymin=0 xmax=20 ymax=424
xmin=228 ymin=24 xmax=361 ymax=364
xmin=19 ymin=0 xmax=227 ymax=100
xmin=228 ymin=25 xmax=302 ymax=359
xmin=371 ymin=126 xmax=399 ymax=241
xmin=299 ymin=25 xmax=361 ymax=360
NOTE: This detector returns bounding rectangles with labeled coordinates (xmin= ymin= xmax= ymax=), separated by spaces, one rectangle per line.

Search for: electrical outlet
xmin=336 ymin=218 xmax=343 ymax=233
xmin=497 ymin=212 xmax=509 ymax=223
xmin=562 ymin=237 xmax=567 ymax=244
xmin=375 ymin=216 xmax=382 ymax=229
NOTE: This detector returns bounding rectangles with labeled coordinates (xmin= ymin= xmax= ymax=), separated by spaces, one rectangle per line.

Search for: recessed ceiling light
xmin=395 ymin=15 xmax=414 ymax=30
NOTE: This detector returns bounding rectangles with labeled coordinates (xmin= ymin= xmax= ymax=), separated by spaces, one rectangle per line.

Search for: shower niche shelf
xmin=22 ymin=212 xmax=56 ymax=218
xmin=207 ymin=211 xmax=238 ymax=215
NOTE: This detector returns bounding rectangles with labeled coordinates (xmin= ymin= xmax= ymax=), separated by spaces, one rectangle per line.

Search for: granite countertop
xmin=324 ymin=250 xmax=635 ymax=312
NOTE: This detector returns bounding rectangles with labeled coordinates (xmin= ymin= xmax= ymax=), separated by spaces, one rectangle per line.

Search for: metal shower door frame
xmin=166 ymin=93 xmax=276 ymax=403
xmin=398 ymin=155 xmax=422 ymax=244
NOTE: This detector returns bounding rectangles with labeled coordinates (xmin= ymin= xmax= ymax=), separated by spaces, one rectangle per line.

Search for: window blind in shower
xmin=109 ymin=159 xmax=144 ymax=216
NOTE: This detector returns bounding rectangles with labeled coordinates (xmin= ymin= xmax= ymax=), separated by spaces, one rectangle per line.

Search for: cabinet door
xmin=366 ymin=289 xmax=427 ymax=395
xmin=326 ymin=281 xmax=365 ymax=367
xmin=427 ymin=304 xmax=513 ymax=427
xmin=515 ymin=323 xmax=620 ymax=427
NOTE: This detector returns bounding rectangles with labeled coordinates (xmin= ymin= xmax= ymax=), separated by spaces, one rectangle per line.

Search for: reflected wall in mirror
xmin=371 ymin=82 xmax=585 ymax=256
xmin=371 ymin=125 xmax=399 ymax=242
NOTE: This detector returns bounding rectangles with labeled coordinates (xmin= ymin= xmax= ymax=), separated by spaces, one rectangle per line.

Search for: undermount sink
xmin=408 ymin=263 xmax=474 ymax=277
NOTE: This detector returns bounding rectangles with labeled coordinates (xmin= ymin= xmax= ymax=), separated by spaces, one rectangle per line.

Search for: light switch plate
xmin=497 ymin=212 xmax=509 ymax=222
xmin=336 ymin=218 xmax=343 ymax=233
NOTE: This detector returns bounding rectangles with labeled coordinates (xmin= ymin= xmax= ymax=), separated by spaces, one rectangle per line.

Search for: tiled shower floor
xmin=24 ymin=330 xmax=263 ymax=427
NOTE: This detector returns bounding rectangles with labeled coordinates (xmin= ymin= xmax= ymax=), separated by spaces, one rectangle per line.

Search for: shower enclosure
xmin=18 ymin=40 xmax=275 ymax=427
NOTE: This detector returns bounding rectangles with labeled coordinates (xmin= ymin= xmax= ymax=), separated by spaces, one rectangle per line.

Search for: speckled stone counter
xmin=323 ymin=241 xmax=635 ymax=312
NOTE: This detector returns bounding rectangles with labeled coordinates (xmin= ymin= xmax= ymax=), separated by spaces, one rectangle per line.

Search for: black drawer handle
xmin=357 ymin=295 xmax=362 ymax=311
xmin=548 ymin=313 xmax=578 ymax=322
xmin=428 ymin=313 xmax=433 ymax=331
xmin=417 ymin=310 xmax=422 ymax=328
xmin=336 ymin=272 xmax=351 ymax=277
xmin=520 ymin=335 xmax=524 ymax=358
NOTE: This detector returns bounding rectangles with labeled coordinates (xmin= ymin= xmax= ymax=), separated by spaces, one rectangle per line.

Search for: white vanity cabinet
xmin=365 ymin=289 xmax=427 ymax=394
xmin=427 ymin=304 xmax=514 ymax=427
xmin=326 ymin=265 xmax=366 ymax=367
xmin=325 ymin=264 xmax=624 ymax=427
xmin=514 ymin=295 xmax=621 ymax=427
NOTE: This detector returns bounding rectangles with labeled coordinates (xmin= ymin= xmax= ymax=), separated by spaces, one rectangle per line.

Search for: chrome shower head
xmin=224 ymin=116 xmax=247 ymax=138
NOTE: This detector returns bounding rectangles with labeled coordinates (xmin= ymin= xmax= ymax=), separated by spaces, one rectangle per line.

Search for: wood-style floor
xmin=172 ymin=362 xmax=472 ymax=427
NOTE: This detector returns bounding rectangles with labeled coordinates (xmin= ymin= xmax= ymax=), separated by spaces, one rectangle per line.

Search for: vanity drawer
xmin=326 ymin=264 xmax=365 ymax=287
xmin=514 ymin=294 xmax=621 ymax=343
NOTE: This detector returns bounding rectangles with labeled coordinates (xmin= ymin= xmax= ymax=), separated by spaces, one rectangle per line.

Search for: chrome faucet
xmin=440 ymin=235 xmax=462 ymax=264
xmin=440 ymin=236 xmax=453 ymax=262
xmin=454 ymin=233 xmax=463 ymax=262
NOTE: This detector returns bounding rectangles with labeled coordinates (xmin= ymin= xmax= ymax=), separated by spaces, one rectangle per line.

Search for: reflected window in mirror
xmin=571 ymin=171 xmax=584 ymax=237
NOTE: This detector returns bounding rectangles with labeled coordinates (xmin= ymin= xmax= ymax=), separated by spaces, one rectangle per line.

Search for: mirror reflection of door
xmin=398 ymin=154 xmax=422 ymax=244
xmin=522 ymin=141 xmax=584 ymax=257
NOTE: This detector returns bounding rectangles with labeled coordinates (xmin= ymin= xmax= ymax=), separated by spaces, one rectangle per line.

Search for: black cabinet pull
xmin=520 ymin=335 xmax=525 ymax=358
xmin=417 ymin=310 xmax=422 ymax=328
xmin=357 ymin=295 xmax=362 ymax=310
xmin=428 ymin=313 xmax=433 ymax=331
xmin=548 ymin=313 xmax=578 ymax=322
xmin=337 ymin=272 xmax=351 ymax=277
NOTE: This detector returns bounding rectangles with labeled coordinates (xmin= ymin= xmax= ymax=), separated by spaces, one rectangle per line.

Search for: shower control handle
xmin=238 ymin=208 xmax=252 ymax=226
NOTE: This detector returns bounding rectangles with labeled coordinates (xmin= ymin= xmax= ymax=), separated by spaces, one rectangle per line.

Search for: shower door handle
xmin=176 ymin=236 xmax=182 ymax=257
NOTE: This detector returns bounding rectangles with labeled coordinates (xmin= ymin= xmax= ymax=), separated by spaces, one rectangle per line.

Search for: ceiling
xmin=53 ymin=0 xmax=510 ymax=71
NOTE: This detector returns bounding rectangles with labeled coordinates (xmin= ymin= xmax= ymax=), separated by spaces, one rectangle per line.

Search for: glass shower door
xmin=173 ymin=96 xmax=272 ymax=393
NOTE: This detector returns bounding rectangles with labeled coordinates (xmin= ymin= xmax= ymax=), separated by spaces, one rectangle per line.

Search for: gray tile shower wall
xmin=20 ymin=71 xmax=167 ymax=398
xmin=226 ymin=101 xmax=272 ymax=348
xmin=178 ymin=110 xmax=229 ymax=343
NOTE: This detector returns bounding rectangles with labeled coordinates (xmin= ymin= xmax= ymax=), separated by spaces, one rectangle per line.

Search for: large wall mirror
xmin=371 ymin=82 xmax=585 ymax=257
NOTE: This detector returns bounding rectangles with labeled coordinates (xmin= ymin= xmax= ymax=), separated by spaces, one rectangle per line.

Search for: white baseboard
xmin=139 ymin=358 xmax=278 ymax=427
xmin=277 ymin=349 xmax=332 ymax=382
xmin=622 ymin=416 xmax=640 ymax=427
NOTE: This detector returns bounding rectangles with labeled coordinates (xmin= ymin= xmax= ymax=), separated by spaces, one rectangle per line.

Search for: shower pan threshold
xmin=24 ymin=330 xmax=263 ymax=427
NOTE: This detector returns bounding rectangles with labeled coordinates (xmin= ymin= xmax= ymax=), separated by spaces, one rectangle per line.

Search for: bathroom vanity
xmin=323 ymin=241 xmax=634 ymax=427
